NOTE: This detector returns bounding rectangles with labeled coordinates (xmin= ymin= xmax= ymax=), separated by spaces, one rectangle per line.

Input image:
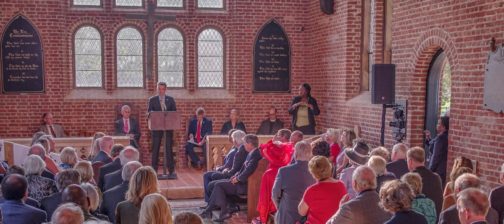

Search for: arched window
xmin=157 ymin=28 xmax=184 ymax=87
xmin=74 ymin=26 xmax=102 ymax=87
xmin=197 ymin=0 xmax=224 ymax=9
xmin=197 ymin=28 xmax=224 ymax=88
xmin=116 ymin=27 xmax=144 ymax=87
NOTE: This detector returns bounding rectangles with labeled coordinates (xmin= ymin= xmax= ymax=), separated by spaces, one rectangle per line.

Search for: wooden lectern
xmin=148 ymin=111 xmax=181 ymax=179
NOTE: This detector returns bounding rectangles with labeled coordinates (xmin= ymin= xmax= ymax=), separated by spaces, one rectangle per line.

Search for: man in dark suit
xmin=0 ymin=174 xmax=47 ymax=224
xmin=148 ymin=81 xmax=177 ymax=179
xmin=200 ymin=134 xmax=263 ymax=222
xmin=426 ymin=116 xmax=449 ymax=186
xmin=101 ymin=147 xmax=139 ymax=191
xmin=185 ymin=107 xmax=213 ymax=169
xmin=257 ymin=107 xmax=284 ymax=135
xmin=387 ymin=143 xmax=409 ymax=179
xmin=92 ymin=136 xmax=114 ymax=164
xmin=38 ymin=112 xmax=66 ymax=138
xmin=40 ymin=169 xmax=81 ymax=219
xmin=101 ymin=161 xmax=142 ymax=223
xmin=61 ymin=184 xmax=100 ymax=222
xmin=457 ymin=188 xmax=492 ymax=224
xmin=407 ymin=146 xmax=444 ymax=216
xmin=114 ymin=105 xmax=141 ymax=149
xmin=97 ymin=144 xmax=124 ymax=192
xmin=490 ymin=164 xmax=504 ymax=224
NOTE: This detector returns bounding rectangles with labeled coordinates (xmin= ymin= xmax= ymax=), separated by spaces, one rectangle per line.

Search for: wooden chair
xmin=246 ymin=158 xmax=269 ymax=222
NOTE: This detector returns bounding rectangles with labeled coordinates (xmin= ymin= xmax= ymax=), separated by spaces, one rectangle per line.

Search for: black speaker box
xmin=371 ymin=64 xmax=396 ymax=104
xmin=320 ymin=0 xmax=334 ymax=15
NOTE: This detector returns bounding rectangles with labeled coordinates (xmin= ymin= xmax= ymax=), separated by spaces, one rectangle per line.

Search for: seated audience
xmin=439 ymin=173 xmax=499 ymax=224
xmin=370 ymin=146 xmax=391 ymax=162
xmin=102 ymin=146 xmax=139 ymax=192
xmin=114 ymin=105 xmax=141 ymax=149
xmin=51 ymin=202 xmax=85 ymax=224
xmin=425 ymin=116 xmax=449 ymax=185
xmin=0 ymin=174 xmax=47 ymax=224
xmin=490 ymin=163 xmax=504 ymax=224
xmin=457 ymin=188 xmax=491 ymax=224
xmin=272 ymin=140 xmax=315 ymax=224
xmin=311 ymin=139 xmax=330 ymax=157
xmin=80 ymin=183 xmax=108 ymax=221
xmin=443 ymin=167 xmax=473 ymax=211
xmin=92 ymin=136 xmax=114 ymax=164
xmin=340 ymin=139 xmax=370 ymax=200
xmin=298 ymin=156 xmax=347 ymax=223
xmin=380 ymin=180 xmax=427 ymax=224
xmin=203 ymin=130 xmax=247 ymax=203
xmin=256 ymin=129 xmax=294 ymax=223
xmin=101 ymin=161 xmax=142 ymax=223
xmin=288 ymin=83 xmax=320 ymax=135
xmin=335 ymin=129 xmax=357 ymax=174
xmin=220 ymin=108 xmax=247 ymax=134
xmin=36 ymin=135 xmax=62 ymax=166
xmin=387 ymin=143 xmax=409 ymax=179
xmin=59 ymin=147 xmax=78 ymax=170
xmin=200 ymin=134 xmax=262 ymax=222
xmin=407 ymin=146 xmax=443 ymax=216
xmin=289 ymin=130 xmax=304 ymax=146
xmin=23 ymin=154 xmax=58 ymax=201
xmin=325 ymin=128 xmax=341 ymax=164
xmin=327 ymin=166 xmax=391 ymax=224
xmin=89 ymin=132 xmax=106 ymax=161
xmin=138 ymin=193 xmax=173 ymax=224
xmin=185 ymin=107 xmax=213 ymax=169
xmin=216 ymin=129 xmax=238 ymax=172
xmin=31 ymin=131 xmax=47 ymax=146
xmin=61 ymin=184 xmax=100 ymax=222
xmin=445 ymin=157 xmax=474 ymax=197
xmin=256 ymin=106 xmax=284 ymax=135
xmin=116 ymin=166 xmax=159 ymax=224
xmin=39 ymin=112 xmax=66 ymax=138
xmin=40 ymin=169 xmax=81 ymax=219
xmin=98 ymin=144 xmax=125 ymax=191
xmin=29 ymin=143 xmax=60 ymax=175
xmin=173 ymin=211 xmax=204 ymax=224
xmin=367 ymin=155 xmax=396 ymax=192
xmin=401 ymin=172 xmax=437 ymax=224
xmin=74 ymin=161 xmax=95 ymax=185
xmin=0 ymin=165 xmax=40 ymax=208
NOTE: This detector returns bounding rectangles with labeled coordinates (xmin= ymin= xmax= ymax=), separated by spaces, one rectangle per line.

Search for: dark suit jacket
xmin=490 ymin=185 xmax=504 ymax=224
xmin=222 ymin=144 xmax=248 ymax=178
xmin=413 ymin=166 xmax=443 ymax=216
xmin=116 ymin=200 xmax=140 ymax=224
xmin=0 ymin=200 xmax=47 ymax=224
xmin=92 ymin=151 xmax=113 ymax=164
xmin=256 ymin=119 xmax=284 ymax=135
xmin=220 ymin=121 xmax=246 ymax=134
xmin=41 ymin=169 xmax=55 ymax=180
xmin=103 ymin=169 xmax=124 ymax=192
xmin=288 ymin=96 xmax=320 ymax=129
xmin=98 ymin=158 xmax=122 ymax=192
xmin=387 ymin=159 xmax=409 ymax=179
xmin=234 ymin=148 xmax=262 ymax=194
xmin=218 ymin=146 xmax=238 ymax=172
xmin=147 ymin=95 xmax=176 ymax=112
xmin=439 ymin=204 xmax=499 ymax=224
xmin=187 ymin=117 xmax=213 ymax=141
xmin=40 ymin=192 xmax=61 ymax=219
xmin=101 ymin=181 xmax=129 ymax=223
xmin=385 ymin=210 xmax=427 ymax=224
xmin=38 ymin=124 xmax=65 ymax=138
xmin=0 ymin=197 xmax=40 ymax=209
xmin=114 ymin=118 xmax=141 ymax=148
xmin=428 ymin=131 xmax=448 ymax=183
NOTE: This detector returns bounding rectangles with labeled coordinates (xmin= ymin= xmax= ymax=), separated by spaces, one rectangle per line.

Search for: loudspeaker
xmin=320 ymin=0 xmax=334 ymax=15
xmin=371 ymin=64 xmax=396 ymax=104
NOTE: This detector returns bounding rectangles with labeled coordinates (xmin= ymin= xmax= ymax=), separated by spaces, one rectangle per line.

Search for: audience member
xmin=401 ymin=172 xmax=437 ymax=224
xmin=110 ymin=144 xmax=125 ymax=158
xmin=59 ymin=147 xmax=78 ymax=170
xmin=0 ymin=174 xmax=47 ymax=224
xmin=31 ymin=131 xmax=47 ymax=146
xmin=272 ymin=140 xmax=315 ymax=224
xmin=298 ymin=156 xmax=346 ymax=223
xmin=312 ymin=139 xmax=330 ymax=157
xmin=29 ymin=143 xmax=60 ymax=175
xmin=407 ymin=146 xmax=443 ymax=216
xmin=0 ymin=165 xmax=40 ymax=208
xmin=173 ymin=211 xmax=204 ymax=224
xmin=51 ymin=202 xmax=85 ymax=224
xmin=257 ymin=106 xmax=284 ymax=135
xmin=334 ymin=129 xmax=357 ymax=176
xmin=114 ymin=105 xmax=141 ymax=149
xmin=80 ymin=183 xmax=108 ymax=221
xmin=200 ymin=134 xmax=262 ymax=222
xmin=445 ymin=157 xmax=474 ymax=196
xmin=490 ymin=163 xmax=504 ymax=224
xmin=75 ymin=161 xmax=95 ymax=184
xmin=387 ymin=143 xmax=409 ymax=179
xmin=185 ymin=107 xmax=213 ymax=169
xmin=288 ymin=83 xmax=320 ymax=135
xmin=326 ymin=128 xmax=341 ymax=164
xmin=23 ymin=154 xmax=58 ymax=201
xmin=101 ymin=161 xmax=142 ymax=223
xmin=340 ymin=139 xmax=370 ymax=200
xmin=289 ymin=130 xmax=304 ymax=145
xmin=39 ymin=112 xmax=66 ymax=138
xmin=425 ymin=116 xmax=449 ymax=185
xmin=220 ymin=108 xmax=247 ymax=134
xmin=102 ymin=146 xmax=139 ymax=192
xmin=443 ymin=167 xmax=473 ymax=211
xmin=61 ymin=184 xmax=100 ymax=222
xmin=138 ymin=193 xmax=173 ymax=224
xmin=98 ymin=144 xmax=126 ymax=191
xmin=371 ymin=146 xmax=391 ymax=162
xmin=457 ymin=188 xmax=491 ymax=224
xmin=92 ymin=136 xmax=114 ymax=164
xmin=216 ymin=129 xmax=238 ymax=172
xmin=367 ymin=155 xmax=396 ymax=192
xmin=327 ymin=166 xmax=391 ymax=224
xmin=379 ymin=180 xmax=427 ymax=224
xmin=89 ymin=132 xmax=106 ymax=161
xmin=40 ymin=169 xmax=81 ymax=219
xmin=116 ymin=166 xmax=159 ymax=224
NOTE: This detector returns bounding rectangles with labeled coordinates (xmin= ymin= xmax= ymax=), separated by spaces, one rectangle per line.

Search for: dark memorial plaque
xmin=1 ymin=15 xmax=45 ymax=93
xmin=253 ymin=20 xmax=290 ymax=92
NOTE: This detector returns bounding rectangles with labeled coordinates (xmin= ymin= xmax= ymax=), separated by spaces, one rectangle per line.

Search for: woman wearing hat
xmin=288 ymin=83 xmax=320 ymax=135
xmin=339 ymin=139 xmax=370 ymax=200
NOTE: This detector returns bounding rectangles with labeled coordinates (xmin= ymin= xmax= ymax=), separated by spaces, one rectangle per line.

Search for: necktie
xmin=196 ymin=121 xmax=202 ymax=143
xmin=123 ymin=119 xmax=129 ymax=133
xmin=161 ymin=98 xmax=166 ymax=111
xmin=49 ymin=125 xmax=57 ymax=138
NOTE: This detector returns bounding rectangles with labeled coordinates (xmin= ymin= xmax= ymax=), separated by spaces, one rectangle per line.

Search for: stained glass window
xmin=198 ymin=28 xmax=223 ymax=88
xmin=157 ymin=0 xmax=183 ymax=8
xmin=74 ymin=26 xmax=102 ymax=87
xmin=116 ymin=0 xmax=142 ymax=7
xmin=117 ymin=27 xmax=144 ymax=87
xmin=158 ymin=28 xmax=184 ymax=87
xmin=197 ymin=0 xmax=223 ymax=9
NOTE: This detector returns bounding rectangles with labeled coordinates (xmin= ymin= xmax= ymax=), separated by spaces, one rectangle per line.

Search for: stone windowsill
xmin=64 ymin=88 xmax=235 ymax=101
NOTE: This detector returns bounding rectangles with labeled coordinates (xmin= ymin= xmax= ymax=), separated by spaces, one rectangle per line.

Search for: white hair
xmin=121 ymin=105 xmax=131 ymax=112
xmin=23 ymin=154 xmax=46 ymax=175
xmin=294 ymin=141 xmax=312 ymax=161
xmin=51 ymin=203 xmax=84 ymax=224
xmin=232 ymin=130 xmax=246 ymax=145
xmin=119 ymin=146 xmax=140 ymax=166
xmin=122 ymin=161 xmax=143 ymax=182
xmin=80 ymin=183 xmax=99 ymax=212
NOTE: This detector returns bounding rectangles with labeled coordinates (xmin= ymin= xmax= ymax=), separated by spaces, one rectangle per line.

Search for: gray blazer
xmin=327 ymin=190 xmax=391 ymax=224
xmin=272 ymin=160 xmax=315 ymax=224
xmin=38 ymin=124 xmax=65 ymax=138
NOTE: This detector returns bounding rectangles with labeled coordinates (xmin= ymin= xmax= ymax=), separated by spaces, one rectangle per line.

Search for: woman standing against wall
xmin=289 ymin=83 xmax=320 ymax=135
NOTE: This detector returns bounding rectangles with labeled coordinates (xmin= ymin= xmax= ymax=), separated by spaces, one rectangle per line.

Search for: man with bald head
xmin=62 ymin=184 xmax=100 ymax=222
xmin=92 ymin=136 xmax=114 ymax=164
xmin=327 ymin=165 xmax=391 ymax=224
xmin=102 ymin=146 xmax=140 ymax=191
xmin=115 ymin=104 xmax=141 ymax=149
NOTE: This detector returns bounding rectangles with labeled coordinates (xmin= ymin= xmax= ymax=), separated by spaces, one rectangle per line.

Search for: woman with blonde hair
xmin=325 ymin=128 xmax=341 ymax=164
xmin=379 ymin=180 xmax=427 ymax=224
xmin=59 ymin=147 xmax=78 ymax=169
xmin=116 ymin=166 xmax=159 ymax=224
xmin=89 ymin=131 xmax=106 ymax=160
xmin=139 ymin=193 xmax=173 ymax=224
xmin=334 ymin=129 xmax=357 ymax=175
xmin=74 ymin=160 xmax=95 ymax=184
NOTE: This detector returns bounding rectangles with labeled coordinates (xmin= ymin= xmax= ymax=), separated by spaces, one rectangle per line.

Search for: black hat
xmin=344 ymin=140 xmax=370 ymax=165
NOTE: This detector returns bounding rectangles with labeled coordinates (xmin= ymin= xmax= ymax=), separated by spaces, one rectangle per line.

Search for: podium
xmin=148 ymin=111 xmax=181 ymax=179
